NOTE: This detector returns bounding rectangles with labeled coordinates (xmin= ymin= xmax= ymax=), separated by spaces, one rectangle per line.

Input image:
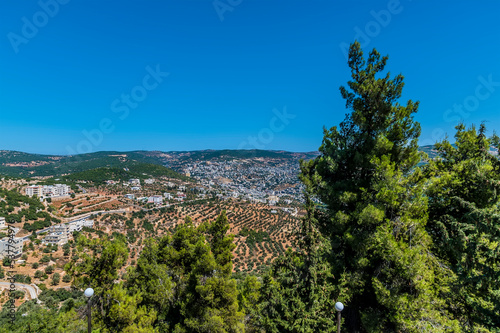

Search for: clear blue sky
xmin=1 ymin=0 xmax=499 ymax=155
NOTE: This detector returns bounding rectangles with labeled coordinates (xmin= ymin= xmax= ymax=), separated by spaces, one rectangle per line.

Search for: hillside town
xmin=167 ymin=157 xmax=306 ymax=205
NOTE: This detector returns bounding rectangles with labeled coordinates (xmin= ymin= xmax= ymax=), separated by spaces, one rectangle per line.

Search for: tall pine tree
xmin=300 ymin=41 xmax=459 ymax=331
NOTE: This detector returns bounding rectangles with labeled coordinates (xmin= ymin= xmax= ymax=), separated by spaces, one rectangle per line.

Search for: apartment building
xmin=148 ymin=195 xmax=163 ymax=205
xmin=68 ymin=219 xmax=94 ymax=233
xmin=43 ymin=224 xmax=71 ymax=246
xmin=25 ymin=185 xmax=43 ymax=197
xmin=0 ymin=237 xmax=24 ymax=259
xmin=25 ymin=184 xmax=70 ymax=198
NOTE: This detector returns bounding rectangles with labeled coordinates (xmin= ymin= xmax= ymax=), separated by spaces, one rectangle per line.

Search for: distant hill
xmin=63 ymin=162 xmax=190 ymax=185
xmin=0 ymin=151 xmax=173 ymax=178
xmin=0 ymin=149 xmax=320 ymax=178
xmin=169 ymin=149 xmax=320 ymax=162
xmin=8 ymin=146 xmax=484 ymax=179
xmin=418 ymin=145 xmax=439 ymax=159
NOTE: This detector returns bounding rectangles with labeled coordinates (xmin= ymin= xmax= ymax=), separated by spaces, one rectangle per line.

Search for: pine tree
xmin=128 ymin=213 xmax=244 ymax=332
xmin=208 ymin=210 xmax=236 ymax=275
xmin=300 ymin=41 xmax=459 ymax=331
xmin=425 ymin=123 xmax=500 ymax=331
xmin=256 ymin=189 xmax=337 ymax=332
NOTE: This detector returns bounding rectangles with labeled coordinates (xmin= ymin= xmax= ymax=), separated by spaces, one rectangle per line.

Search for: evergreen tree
xmin=256 ymin=193 xmax=337 ymax=332
xmin=208 ymin=210 xmax=236 ymax=275
xmin=128 ymin=213 xmax=244 ymax=332
xmin=300 ymin=41 xmax=459 ymax=331
xmin=425 ymin=123 xmax=500 ymax=332
xmin=237 ymin=274 xmax=261 ymax=332
xmin=65 ymin=235 xmax=157 ymax=332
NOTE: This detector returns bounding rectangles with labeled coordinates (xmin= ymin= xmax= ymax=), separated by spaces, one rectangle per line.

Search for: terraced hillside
xmin=91 ymin=200 xmax=300 ymax=274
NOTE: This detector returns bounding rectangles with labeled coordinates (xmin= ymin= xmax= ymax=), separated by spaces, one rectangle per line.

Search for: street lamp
xmin=335 ymin=301 xmax=344 ymax=333
xmin=84 ymin=288 xmax=94 ymax=333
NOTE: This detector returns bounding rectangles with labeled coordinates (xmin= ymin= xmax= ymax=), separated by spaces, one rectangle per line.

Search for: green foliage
xmin=297 ymin=42 xmax=459 ymax=331
xmin=425 ymin=124 xmax=500 ymax=331
xmin=40 ymin=255 xmax=50 ymax=263
xmin=63 ymin=162 xmax=190 ymax=185
xmin=256 ymin=191 xmax=338 ymax=333
xmin=0 ymin=187 xmax=45 ymax=223
xmin=239 ymin=227 xmax=270 ymax=248
xmin=2 ymin=257 xmax=11 ymax=267
xmin=44 ymin=265 xmax=54 ymax=275
xmin=13 ymin=274 xmax=31 ymax=284
xmin=208 ymin=211 xmax=236 ymax=275
xmin=127 ymin=212 xmax=244 ymax=332
xmin=0 ymin=292 xmax=86 ymax=333
xmin=10 ymin=290 xmax=25 ymax=299
xmin=52 ymin=272 xmax=61 ymax=285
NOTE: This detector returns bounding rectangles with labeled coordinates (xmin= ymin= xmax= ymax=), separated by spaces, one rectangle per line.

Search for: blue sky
xmin=1 ymin=0 xmax=499 ymax=155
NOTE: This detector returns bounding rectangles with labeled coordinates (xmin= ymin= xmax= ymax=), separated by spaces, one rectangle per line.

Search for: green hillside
xmin=0 ymin=151 xmax=163 ymax=178
xmin=63 ymin=163 xmax=190 ymax=185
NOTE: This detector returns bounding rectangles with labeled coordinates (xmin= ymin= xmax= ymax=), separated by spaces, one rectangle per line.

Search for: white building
xmin=163 ymin=193 xmax=173 ymax=200
xmin=25 ymin=185 xmax=43 ymax=197
xmin=43 ymin=224 xmax=71 ymax=246
xmin=144 ymin=178 xmax=155 ymax=185
xmin=25 ymin=184 xmax=70 ymax=198
xmin=148 ymin=195 xmax=163 ymax=205
xmin=68 ymin=219 xmax=94 ymax=233
xmin=0 ymin=217 xmax=6 ymax=230
xmin=179 ymin=185 xmax=186 ymax=191
xmin=44 ymin=184 xmax=70 ymax=197
xmin=0 ymin=237 xmax=24 ymax=259
xmin=129 ymin=179 xmax=141 ymax=186
xmin=124 ymin=194 xmax=136 ymax=200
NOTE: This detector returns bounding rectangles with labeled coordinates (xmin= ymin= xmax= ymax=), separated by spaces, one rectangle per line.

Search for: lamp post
xmin=335 ymin=301 xmax=344 ymax=333
xmin=84 ymin=288 xmax=94 ymax=333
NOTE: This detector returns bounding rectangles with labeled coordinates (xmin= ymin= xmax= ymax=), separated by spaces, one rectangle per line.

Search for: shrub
xmin=51 ymin=273 xmax=60 ymax=285
xmin=44 ymin=265 xmax=54 ymax=275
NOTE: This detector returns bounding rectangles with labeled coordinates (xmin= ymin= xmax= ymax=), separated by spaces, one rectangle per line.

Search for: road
xmin=0 ymin=282 xmax=39 ymax=299
xmin=76 ymin=184 xmax=87 ymax=194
